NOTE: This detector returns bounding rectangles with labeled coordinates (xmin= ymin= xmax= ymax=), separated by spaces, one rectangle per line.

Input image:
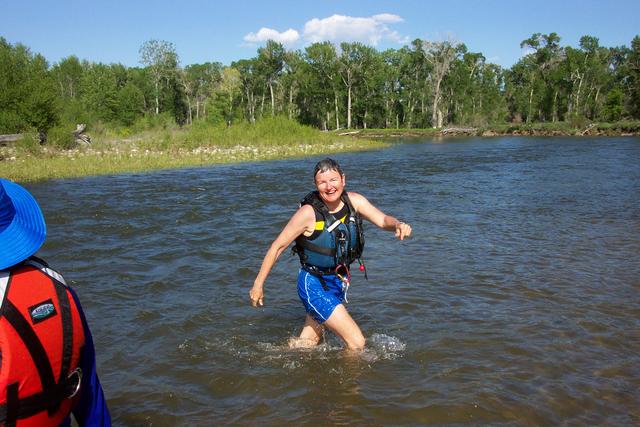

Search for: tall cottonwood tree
xmin=517 ymin=33 xmax=564 ymax=122
xmin=627 ymin=36 xmax=640 ymax=117
xmin=421 ymin=40 xmax=457 ymax=128
xmin=233 ymin=58 xmax=263 ymax=123
xmin=339 ymin=42 xmax=371 ymax=129
xmin=216 ymin=66 xmax=242 ymax=126
xmin=180 ymin=62 xmax=222 ymax=124
xmin=304 ymin=42 xmax=341 ymax=130
xmin=139 ymin=39 xmax=179 ymax=115
xmin=256 ymin=41 xmax=285 ymax=116
xmin=281 ymin=50 xmax=304 ymax=120
xmin=399 ymin=41 xmax=430 ymax=128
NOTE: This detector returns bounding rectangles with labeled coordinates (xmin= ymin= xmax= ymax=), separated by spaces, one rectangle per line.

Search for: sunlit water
xmin=26 ymin=136 xmax=640 ymax=425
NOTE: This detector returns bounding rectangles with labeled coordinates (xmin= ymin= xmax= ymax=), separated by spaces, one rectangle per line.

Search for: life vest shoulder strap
xmin=300 ymin=191 xmax=331 ymax=222
xmin=24 ymin=256 xmax=68 ymax=287
xmin=301 ymin=191 xmax=351 ymax=230
xmin=1 ymin=256 xmax=70 ymax=312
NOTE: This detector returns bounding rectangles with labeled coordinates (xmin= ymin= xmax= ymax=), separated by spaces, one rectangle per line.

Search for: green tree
xmin=603 ymin=88 xmax=623 ymax=121
xmin=0 ymin=38 xmax=58 ymax=134
xmin=256 ymin=41 xmax=286 ymax=116
xmin=215 ymin=66 xmax=242 ymax=126
xmin=233 ymin=58 xmax=262 ymax=123
xmin=398 ymin=41 xmax=430 ymax=128
xmin=139 ymin=39 xmax=179 ymax=115
xmin=116 ymin=81 xmax=145 ymax=126
xmin=338 ymin=42 xmax=369 ymax=129
xmin=627 ymin=36 xmax=640 ymax=118
xmin=180 ymin=62 xmax=222 ymax=124
xmin=79 ymin=63 xmax=119 ymax=123
xmin=421 ymin=40 xmax=457 ymax=128
xmin=377 ymin=49 xmax=400 ymax=128
xmin=282 ymin=50 xmax=304 ymax=120
xmin=518 ymin=32 xmax=563 ymax=122
xmin=352 ymin=45 xmax=383 ymax=128
xmin=303 ymin=42 xmax=340 ymax=129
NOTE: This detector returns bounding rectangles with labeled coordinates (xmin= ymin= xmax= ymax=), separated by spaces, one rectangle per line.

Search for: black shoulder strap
xmin=28 ymin=256 xmax=49 ymax=268
xmin=301 ymin=191 xmax=328 ymax=219
xmin=3 ymin=300 xmax=57 ymax=397
xmin=340 ymin=192 xmax=356 ymax=217
xmin=301 ymin=191 xmax=344 ymax=227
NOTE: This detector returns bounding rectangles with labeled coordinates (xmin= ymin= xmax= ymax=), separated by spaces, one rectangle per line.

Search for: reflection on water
xmin=27 ymin=136 xmax=640 ymax=426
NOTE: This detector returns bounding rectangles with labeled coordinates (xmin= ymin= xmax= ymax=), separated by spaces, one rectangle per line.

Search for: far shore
xmin=335 ymin=121 xmax=640 ymax=138
xmin=2 ymin=120 xmax=638 ymax=184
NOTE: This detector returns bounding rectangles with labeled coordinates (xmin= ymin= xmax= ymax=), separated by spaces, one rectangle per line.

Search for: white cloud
xmin=243 ymin=27 xmax=300 ymax=45
xmin=303 ymin=14 xmax=407 ymax=46
xmin=371 ymin=13 xmax=404 ymax=24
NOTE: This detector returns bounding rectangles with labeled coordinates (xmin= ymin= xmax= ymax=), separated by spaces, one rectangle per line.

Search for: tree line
xmin=1 ymin=32 xmax=639 ymax=137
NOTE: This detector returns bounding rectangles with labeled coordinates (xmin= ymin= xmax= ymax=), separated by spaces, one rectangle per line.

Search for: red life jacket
xmin=0 ymin=257 xmax=85 ymax=427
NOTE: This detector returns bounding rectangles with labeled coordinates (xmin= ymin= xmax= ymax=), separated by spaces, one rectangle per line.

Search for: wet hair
xmin=313 ymin=158 xmax=344 ymax=180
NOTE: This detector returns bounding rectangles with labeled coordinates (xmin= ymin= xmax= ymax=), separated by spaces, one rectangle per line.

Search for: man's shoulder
xmin=345 ymin=191 xmax=366 ymax=205
xmin=24 ymin=257 xmax=68 ymax=287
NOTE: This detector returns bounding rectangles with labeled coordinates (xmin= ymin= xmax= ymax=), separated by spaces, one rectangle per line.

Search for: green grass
xmin=1 ymin=117 xmax=386 ymax=183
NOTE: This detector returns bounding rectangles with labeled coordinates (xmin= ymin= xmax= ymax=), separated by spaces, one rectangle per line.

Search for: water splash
xmin=361 ymin=333 xmax=406 ymax=362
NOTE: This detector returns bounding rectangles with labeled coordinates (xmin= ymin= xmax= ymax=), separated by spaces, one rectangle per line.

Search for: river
xmin=28 ymin=136 xmax=640 ymax=425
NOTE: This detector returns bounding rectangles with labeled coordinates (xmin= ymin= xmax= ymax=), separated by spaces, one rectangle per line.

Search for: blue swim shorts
xmin=297 ymin=269 xmax=346 ymax=324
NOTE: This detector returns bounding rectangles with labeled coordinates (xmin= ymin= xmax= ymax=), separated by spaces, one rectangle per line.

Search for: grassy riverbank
xmin=1 ymin=117 xmax=386 ymax=183
xmin=3 ymin=118 xmax=638 ymax=183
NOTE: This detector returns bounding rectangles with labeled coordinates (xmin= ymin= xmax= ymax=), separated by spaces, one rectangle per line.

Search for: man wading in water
xmin=249 ymin=158 xmax=412 ymax=351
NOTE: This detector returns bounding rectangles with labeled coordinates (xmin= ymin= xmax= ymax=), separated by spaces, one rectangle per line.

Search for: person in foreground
xmin=249 ymin=158 xmax=412 ymax=351
xmin=0 ymin=178 xmax=111 ymax=426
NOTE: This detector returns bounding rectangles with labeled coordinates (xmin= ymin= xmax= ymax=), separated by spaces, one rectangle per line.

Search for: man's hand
xmin=249 ymin=285 xmax=264 ymax=307
xmin=395 ymin=222 xmax=412 ymax=240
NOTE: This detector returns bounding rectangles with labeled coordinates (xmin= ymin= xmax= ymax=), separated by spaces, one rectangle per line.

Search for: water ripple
xmin=26 ymin=137 xmax=640 ymax=425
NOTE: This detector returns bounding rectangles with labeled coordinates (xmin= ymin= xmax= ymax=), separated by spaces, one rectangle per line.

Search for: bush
xmin=568 ymin=114 xmax=589 ymax=129
xmin=15 ymin=131 xmax=42 ymax=156
xmin=46 ymin=124 xmax=76 ymax=150
xmin=131 ymin=113 xmax=177 ymax=133
xmin=603 ymin=89 xmax=624 ymax=122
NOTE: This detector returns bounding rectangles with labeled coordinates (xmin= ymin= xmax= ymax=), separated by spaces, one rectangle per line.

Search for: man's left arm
xmin=68 ymin=287 xmax=112 ymax=427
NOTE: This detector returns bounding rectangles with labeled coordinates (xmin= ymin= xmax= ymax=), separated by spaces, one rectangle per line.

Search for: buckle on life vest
xmin=334 ymin=264 xmax=350 ymax=280
xmin=66 ymin=368 xmax=83 ymax=398
xmin=334 ymin=264 xmax=351 ymax=303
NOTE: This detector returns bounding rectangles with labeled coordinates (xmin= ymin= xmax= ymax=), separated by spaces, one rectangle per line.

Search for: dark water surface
xmin=28 ymin=137 xmax=640 ymax=425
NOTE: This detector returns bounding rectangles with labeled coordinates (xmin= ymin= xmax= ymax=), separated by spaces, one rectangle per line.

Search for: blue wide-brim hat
xmin=0 ymin=178 xmax=46 ymax=270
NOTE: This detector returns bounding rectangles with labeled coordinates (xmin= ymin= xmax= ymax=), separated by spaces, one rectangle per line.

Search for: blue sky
xmin=2 ymin=0 xmax=638 ymax=69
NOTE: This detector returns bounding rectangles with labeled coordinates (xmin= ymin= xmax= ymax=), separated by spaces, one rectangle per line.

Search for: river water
xmin=27 ymin=136 xmax=640 ymax=426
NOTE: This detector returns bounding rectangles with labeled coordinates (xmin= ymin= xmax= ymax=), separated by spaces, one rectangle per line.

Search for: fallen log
xmin=73 ymin=123 xmax=91 ymax=145
xmin=0 ymin=134 xmax=22 ymax=144
xmin=581 ymin=123 xmax=596 ymax=136
xmin=439 ymin=127 xmax=478 ymax=135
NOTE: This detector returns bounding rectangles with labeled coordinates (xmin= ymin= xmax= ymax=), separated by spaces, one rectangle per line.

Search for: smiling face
xmin=314 ymin=168 xmax=346 ymax=208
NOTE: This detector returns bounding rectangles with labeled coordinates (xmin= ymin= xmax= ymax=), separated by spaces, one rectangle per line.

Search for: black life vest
xmin=293 ymin=191 xmax=365 ymax=270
